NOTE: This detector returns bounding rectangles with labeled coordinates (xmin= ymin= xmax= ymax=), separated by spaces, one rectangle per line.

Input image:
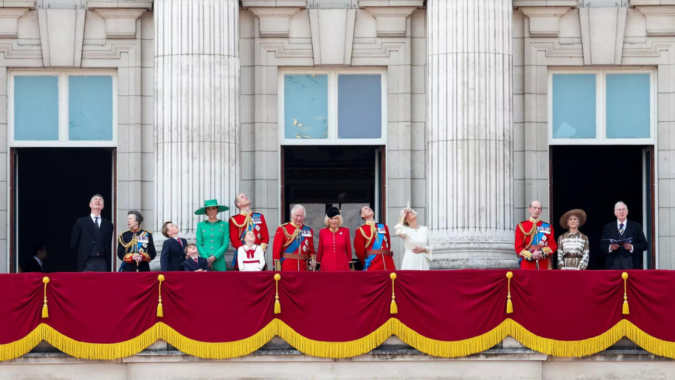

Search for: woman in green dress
xmin=195 ymin=199 xmax=230 ymax=271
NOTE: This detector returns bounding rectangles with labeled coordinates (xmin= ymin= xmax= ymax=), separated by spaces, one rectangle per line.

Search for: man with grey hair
xmin=70 ymin=194 xmax=114 ymax=272
xmin=272 ymin=204 xmax=316 ymax=271
xmin=600 ymin=202 xmax=648 ymax=269
xmin=514 ymin=200 xmax=556 ymax=270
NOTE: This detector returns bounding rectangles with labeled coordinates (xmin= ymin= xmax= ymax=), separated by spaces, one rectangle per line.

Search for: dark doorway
xmin=551 ymin=145 xmax=650 ymax=270
xmin=282 ymin=145 xmax=383 ymax=221
xmin=15 ymin=148 xmax=113 ymax=273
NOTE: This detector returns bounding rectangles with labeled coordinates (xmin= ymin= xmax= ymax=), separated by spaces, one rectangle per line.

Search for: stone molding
xmin=91 ymin=8 xmax=146 ymax=39
xmin=579 ymin=7 xmax=627 ymax=65
xmin=87 ymin=1 xmax=153 ymax=9
xmin=519 ymin=6 xmax=571 ymax=37
xmin=38 ymin=8 xmax=86 ymax=67
xmin=0 ymin=1 xmax=35 ymax=8
xmin=249 ymin=7 xmax=301 ymax=38
xmin=636 ymin=6 xmax=675 ymax=37
xmin=309 ymin=8 xmax=356 ymax=65
xmin=0 ymin=8 xmax=27 ymax=39
xmin=241 ymin=0 xmax=306 ymax=7
xmin=363 ymin=6 xmax=415 ymax=37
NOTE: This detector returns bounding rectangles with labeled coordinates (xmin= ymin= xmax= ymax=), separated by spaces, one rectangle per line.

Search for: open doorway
xmin=551 ymin=145 xmax=654 ymax=270
xmin=13 ymin=148 xmax=114 ymax=273
xmin=281 ymin=145 xmax=385 ymax=265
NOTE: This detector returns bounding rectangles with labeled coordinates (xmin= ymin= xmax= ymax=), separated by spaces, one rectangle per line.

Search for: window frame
xmin=8 ymin=69 xmax=118 ymax=148
xmin=548 ymin=67 xmax=656 ymax=145
xmin=278 ymin=68 xmax=387 ymax=146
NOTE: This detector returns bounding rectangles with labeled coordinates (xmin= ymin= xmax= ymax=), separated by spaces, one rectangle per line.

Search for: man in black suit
xmin=23 ymin=242 xmax=47 ymax=273
xmin=70 ymin=194 xmax=114 ymax=272
xmin=160 ymin=221 xmax=187 ymax=271
xmin=599 ymin=201 xmax=648 ymax=270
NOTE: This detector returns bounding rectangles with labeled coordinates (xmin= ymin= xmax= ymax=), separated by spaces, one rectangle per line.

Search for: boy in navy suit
xmin=183 ymin=243 xmax=209 ymax=272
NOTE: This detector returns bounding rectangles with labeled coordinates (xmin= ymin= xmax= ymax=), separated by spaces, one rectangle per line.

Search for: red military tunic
xmin=272 ymin=222 xmax=315 ymax=271
xmin=354 ymin=221 xmax=395 ymax=271
xmin=229 ymin=211 xmax=270 ymax=270
xmin=515 ymin=218 xmax=556 ymax=270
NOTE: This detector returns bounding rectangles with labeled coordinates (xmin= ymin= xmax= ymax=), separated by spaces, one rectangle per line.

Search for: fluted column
xmin=155 ymin=0 xmax=240 ymax=239
xmin=427 ymin=0 xmax=516 ymax=269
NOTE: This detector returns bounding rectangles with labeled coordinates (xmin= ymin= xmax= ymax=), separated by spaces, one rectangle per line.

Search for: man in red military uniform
xmin=354 ymin=206 xmax=395 ymax=271
xmin=229 ymin=193 xmax=270 ymax=270
xmin=515 ymin=200 xmax=556 ymax=270
xmin=273 ymin=204 xmax=316 ymax=271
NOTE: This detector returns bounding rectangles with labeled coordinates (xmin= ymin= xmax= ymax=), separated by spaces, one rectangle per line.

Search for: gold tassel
xmin=622 ymin=272 xmax=629 ymax=315
xmin=274 ymin=274 xmax=281 ymax=314
xmin=41 ymin=277 xmax=50 ymax=319
xmin=157 ymin=275 xmax=165 ymax=318
xmin=390 ymin=273 xmax=398 ymax=315
xmin=506 ymin=271 xmax=513 ymax=314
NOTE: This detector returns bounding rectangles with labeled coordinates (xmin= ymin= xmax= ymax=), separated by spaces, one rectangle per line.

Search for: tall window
xmin=549 ymin=69 xmax=654 ymax=145
xmin=10 ymin=71 xmax=117 ymax=147
xmin=280 ymin=70 xmax=386 ymax=145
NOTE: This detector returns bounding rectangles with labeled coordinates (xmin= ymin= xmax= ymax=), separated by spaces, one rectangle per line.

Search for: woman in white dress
xmin=394 ymin=206 xmax=432 ymax=270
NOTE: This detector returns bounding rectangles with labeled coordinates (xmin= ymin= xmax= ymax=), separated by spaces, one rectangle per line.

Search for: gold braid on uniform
xmin=282 ymin=225 xmax=302 ymax=249
xmin=118 ymin=233 xmax=139 ymax=254
xmin=359 ymin=222 xmax=377 ymax=248
xmin=231 ymin=212 xmax=252 ymax=236
xmin=517 ymin=221 xmax=537 ymax=251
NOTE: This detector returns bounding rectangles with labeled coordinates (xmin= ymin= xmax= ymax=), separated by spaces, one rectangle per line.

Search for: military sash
xmin=364 ymin=224 xmax=387 ymax=270
xmin=282 ymin=225 xmax=311 ymax=263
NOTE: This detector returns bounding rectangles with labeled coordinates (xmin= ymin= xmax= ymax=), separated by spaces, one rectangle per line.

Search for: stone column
xmin=427 ymin=0 xmax=516 ymax=269
xmin=155 ymin=0 xmax=240 ymax=239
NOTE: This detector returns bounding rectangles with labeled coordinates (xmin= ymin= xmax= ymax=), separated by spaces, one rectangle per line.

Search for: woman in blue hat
xmin=195 ymin=199 xmax=230 ymax=271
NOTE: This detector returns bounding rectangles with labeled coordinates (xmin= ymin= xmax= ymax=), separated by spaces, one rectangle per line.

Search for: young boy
xmin=237 ymin=231 xmax=266 ymax=271
xmin=183 ymin=243 xmax=209 ymax=272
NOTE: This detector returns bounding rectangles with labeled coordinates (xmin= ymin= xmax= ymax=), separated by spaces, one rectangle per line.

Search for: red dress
xmin=317 ymin=227 xmax=351 ymax=272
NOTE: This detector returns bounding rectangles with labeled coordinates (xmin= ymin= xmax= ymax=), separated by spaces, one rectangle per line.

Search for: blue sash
xmin=533 ymin=223 xmax=551 ymax=247
xmin=281 ymin=225 xmax=311 ymax=263
xmin=363 ymin=224 xmax=386 ymax=271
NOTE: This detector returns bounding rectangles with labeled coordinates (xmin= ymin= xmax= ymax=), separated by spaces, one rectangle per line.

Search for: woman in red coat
xmin=316 ymin=207 xmax=352 ymax=272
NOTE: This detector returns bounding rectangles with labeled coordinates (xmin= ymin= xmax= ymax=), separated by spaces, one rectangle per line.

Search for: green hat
xmin=194 ymin=199 xmax=229 ymax=215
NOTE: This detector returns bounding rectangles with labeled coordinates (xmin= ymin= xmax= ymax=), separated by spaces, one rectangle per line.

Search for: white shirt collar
xmin=91 ymin=214 xmax=102 ymax=225
xmin=33 ymin=256 xmax=43 ymax=267
xmin=617 ymin=220 xmax=628 ymax=229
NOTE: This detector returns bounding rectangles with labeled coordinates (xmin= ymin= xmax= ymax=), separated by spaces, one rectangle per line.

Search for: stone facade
xmin=0 ymin=0 xmax=672 ymax=269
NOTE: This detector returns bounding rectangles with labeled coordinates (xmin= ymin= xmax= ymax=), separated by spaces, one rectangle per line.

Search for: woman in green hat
xmin=195 ymin=199 xmax=230 ymax=271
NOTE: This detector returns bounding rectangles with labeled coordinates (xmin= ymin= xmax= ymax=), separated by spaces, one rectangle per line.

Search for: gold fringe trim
xmin=509 ymin=319 xmax=626 ymax=358
xmin=393 ymin=318 xmax=509 ymax=358
xmin=160 ymin=322 xmax=277 ymax=359
xmin=625 ymin=320 xmax=675 ymax=359
xmin=4 ymin=319 xmax=675 ymax=361
xmin=0 ymin=325 xmax=44 ymax=362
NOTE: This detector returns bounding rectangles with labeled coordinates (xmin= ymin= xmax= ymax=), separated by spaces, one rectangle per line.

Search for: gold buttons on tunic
xmin=211 ymin=240 xmax=214 ymax=243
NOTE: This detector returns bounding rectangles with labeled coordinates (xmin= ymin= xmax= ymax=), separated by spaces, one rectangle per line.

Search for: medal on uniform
xmin=255 ymin=225 xmax=260 ymax=231
xmin=257 ymin=233 xmax=262 ymax=239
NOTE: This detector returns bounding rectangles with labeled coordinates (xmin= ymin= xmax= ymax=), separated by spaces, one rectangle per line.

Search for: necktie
xmin=194 ymin=258 xmax=198 ymax=263
xmin=619 ymin=223 xmax=625 ymax=235
xmin=94 ymin=217 xmax=100 ymax=229
xmin=178 ymin=238 xmax=183 ymax=247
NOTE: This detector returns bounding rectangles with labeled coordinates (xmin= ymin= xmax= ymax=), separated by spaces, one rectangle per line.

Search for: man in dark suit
xmin=599 ymin=201 xmax=648 ymax=270
xmin=23 ymin=242 xmax=47 ymax=273
xmin=70 ymin=194 xmax=114 ymax=272
xmin=160 ymin=221 xmax=187 ymax=271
